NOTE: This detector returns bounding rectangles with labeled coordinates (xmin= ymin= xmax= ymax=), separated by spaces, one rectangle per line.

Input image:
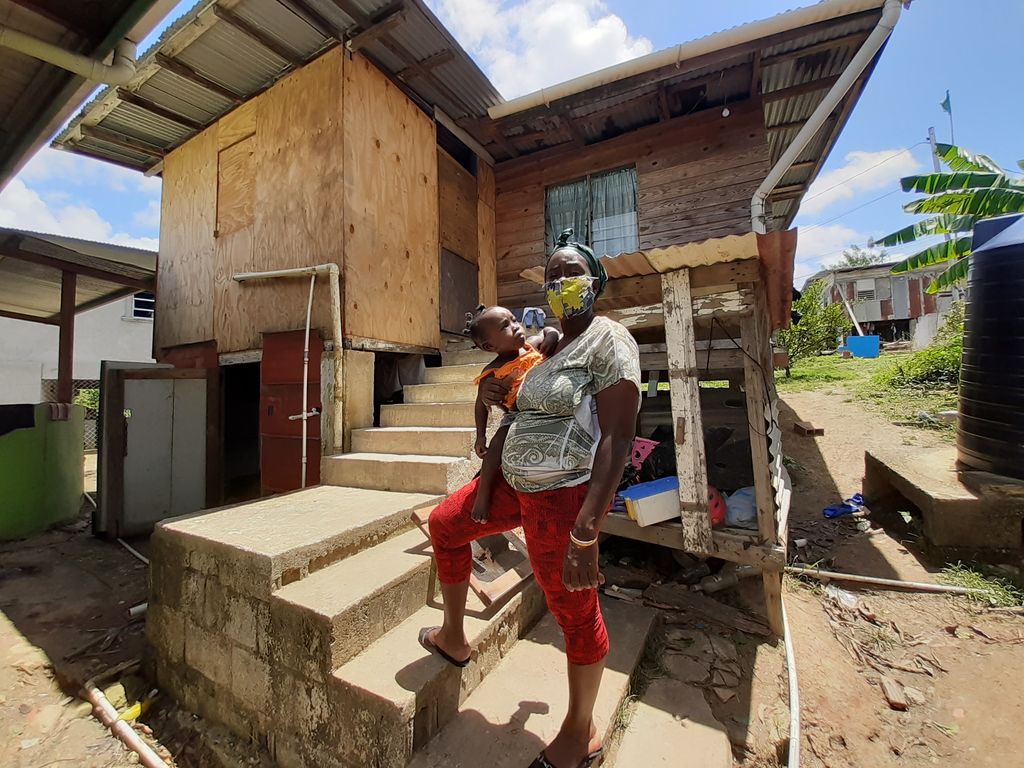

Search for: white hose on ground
xmin=785 ymin=566 xmax=990 ymax=595
xmin=117 ymin=538 xmax=150 ymax=566
xmin=83 ymin=674 xmax=167 ymax=768
xmin=782 ymin=594 xmax=800 ymax=767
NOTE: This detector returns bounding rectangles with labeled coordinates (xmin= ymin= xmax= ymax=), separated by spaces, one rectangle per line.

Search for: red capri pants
xmin=429 ymin=474 xmax=609 ymax=666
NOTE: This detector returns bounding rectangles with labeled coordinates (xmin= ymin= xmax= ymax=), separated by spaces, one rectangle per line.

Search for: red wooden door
xmin=260 ymin=330 xmax=323 ymax=494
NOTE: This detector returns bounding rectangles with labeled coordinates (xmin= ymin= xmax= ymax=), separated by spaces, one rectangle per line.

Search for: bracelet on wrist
xmin=569 ymin=531 xmax=597 ymax=549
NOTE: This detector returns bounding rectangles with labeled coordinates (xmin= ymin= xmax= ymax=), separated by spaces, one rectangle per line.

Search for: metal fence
xmin=41 ymin=378 xmax=100 ymax=450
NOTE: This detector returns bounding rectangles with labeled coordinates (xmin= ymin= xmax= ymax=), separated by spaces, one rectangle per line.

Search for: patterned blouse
xmin=501 ymin=316 xmax=641 ymax=493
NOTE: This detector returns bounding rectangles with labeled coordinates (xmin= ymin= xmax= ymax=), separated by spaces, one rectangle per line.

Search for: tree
xmin=827 ymin=244 xmax=887 ymax=269
xmin=873 ymin=144 xmax=1024 ymax=294
xmin=778 ymin=280 xmax=853 ymax=363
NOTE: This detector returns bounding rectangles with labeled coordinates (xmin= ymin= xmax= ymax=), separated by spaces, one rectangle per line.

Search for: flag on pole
xmin=940 ymin=90 xmax=952 ymax=114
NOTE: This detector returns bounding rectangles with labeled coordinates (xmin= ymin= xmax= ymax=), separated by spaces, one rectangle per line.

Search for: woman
xmin=422 ymin=229 xmax=641 ymax=768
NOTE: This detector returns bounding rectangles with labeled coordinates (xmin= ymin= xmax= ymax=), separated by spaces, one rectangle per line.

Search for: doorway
xmin=223 ymin=362 xmax=260 ymax=503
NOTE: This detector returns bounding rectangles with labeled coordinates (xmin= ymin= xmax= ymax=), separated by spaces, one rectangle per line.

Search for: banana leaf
xmin=874 ymin=214 xmax=977 ymax=246
xmin=900 ymin=171 xmax=1013 ymax=195
xmin=926 ymin=256 xmax=971 ymax=294
xmin=936 ymin=143 xmax=1003 ymax=174
xmin=904 ymin=188 xmax=1024 ymax=216
xmin=890 ymin=236 xmax=972 ymax=274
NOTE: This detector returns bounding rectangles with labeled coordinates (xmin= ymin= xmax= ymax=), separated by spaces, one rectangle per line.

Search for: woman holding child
xmin=421 ymin=230 xmax=641 ymax=768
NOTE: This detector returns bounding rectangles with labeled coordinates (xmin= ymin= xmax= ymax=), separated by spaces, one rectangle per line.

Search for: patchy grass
xmin=775 ymin=352 xmax=958 ymax=437
xmin=940 ymin=563 xmax=1024 ymax=608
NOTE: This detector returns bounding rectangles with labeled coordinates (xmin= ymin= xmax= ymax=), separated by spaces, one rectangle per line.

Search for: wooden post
xmin=741 ymin=282 xmax=784 ymax=636
xmin=661 ymin=268 xmax=712 ymax=553
xmin=57 ymin=270 xmax=76 ymax=403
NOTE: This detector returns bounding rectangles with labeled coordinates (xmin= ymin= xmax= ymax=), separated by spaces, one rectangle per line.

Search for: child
xmin=464 ymin=305 xmax=559 ymax=523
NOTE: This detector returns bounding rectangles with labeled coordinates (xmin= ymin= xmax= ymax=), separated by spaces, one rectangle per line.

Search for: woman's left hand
xmin=563 ymin=540 xmax=603 ymax=592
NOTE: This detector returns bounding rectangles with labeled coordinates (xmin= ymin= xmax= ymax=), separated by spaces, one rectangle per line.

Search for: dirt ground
xmin=1 ymin=388 xmax=1021 ymax=767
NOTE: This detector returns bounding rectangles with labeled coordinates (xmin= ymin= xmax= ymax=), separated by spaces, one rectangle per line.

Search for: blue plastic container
xmin=846 ymin=335 xmax=880 ymax=358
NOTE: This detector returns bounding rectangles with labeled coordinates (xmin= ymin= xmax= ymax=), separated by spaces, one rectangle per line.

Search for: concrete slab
xmin=322 ymin=453 xmax=478 ymax=495
xmin=152 ymin=486 xmax=439 ymax=597
xmin=351 ymin=427 xmax=476 ymax=458
xmin=408 ymin=598 xmax=657 ymax=768
xmin=442 ymin=349 xmax=495 ymax=366
xmin=424 ymin=364 xmax=482 ymax=385
xmin=613 ymin=678 xmax=731 ymax=768
xmin=270 ymin=528 xmax=436 ymax=677
xmin=330 ymin=582 xmax=547 ymax=767
xmin=405 ymin=382 xmax=478 ymax=404
xmin=864 ymin=445 xmax=1024 ymax=559
xmin=381 ymin=402 xmax=478 ymax=428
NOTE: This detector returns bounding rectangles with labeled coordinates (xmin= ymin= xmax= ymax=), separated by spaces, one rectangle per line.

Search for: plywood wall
xmin=477 ymin=161 xmax=497 ymax=306
xmin=494 ymin=101 xmax=769 ymax=308
xmin=343 ymin=54 xmax=439 ymax=349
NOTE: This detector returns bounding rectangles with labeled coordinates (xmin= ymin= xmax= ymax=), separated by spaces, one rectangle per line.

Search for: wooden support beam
xmin=116 ymin=89 xmax=204 ymax=130
xmin=759 ymin=30 xmax=872 ymax=68
xmin=396 ymin=49 xmax=454 ymax=80
xmin=0 ymin=237 xmax=153 ymax=291
xmin=763 ymin=74 xmax=841 ymax=103
xmin=276 ymin=0 xmax=344 ymax=39
xmin=769 ymin=183 xmax=805 ymax=198
xmin=214 ymin=6 xmax=304 ymax=65
xmin=766 ymin=120 xmax=807 ymax=134
xmin=0 ymin=309 xmax=59 ymax=325
xmin=661 ymin=268 xmax=712 ymax=552
xmin=561 ymin=114 xmax=585 ymax=145
xmin=749 ymin=49 xmax=761 ymax=96
xmin=155 ymin=53 xmax=244 ymax=103
xmin=435 ymin=107 xmax=495 ymax=166
xmin=57 ymin=271 xmax=76 ymax=403
xmin=656 ymin=86 xmax=670 ymax=121
xmin=81 ymin=124 xmax=165 ymax=159
xmin=347 ymin=6 xmax=406 ymax=51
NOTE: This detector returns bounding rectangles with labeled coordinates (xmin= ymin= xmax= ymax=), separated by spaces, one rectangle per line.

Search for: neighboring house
xmin=804 ymin=262 xmax=958 ymax=346
xmin=54 ymin=0 xmax=894 ymax=503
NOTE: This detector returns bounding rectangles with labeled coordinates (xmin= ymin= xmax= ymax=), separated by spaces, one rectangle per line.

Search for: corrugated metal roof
xmin=53 ymin=0 xmax=503 ymax=170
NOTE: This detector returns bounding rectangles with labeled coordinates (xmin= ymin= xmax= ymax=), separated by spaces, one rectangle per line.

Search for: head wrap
xmin=549 ymin=228 xmax=608 ymax=295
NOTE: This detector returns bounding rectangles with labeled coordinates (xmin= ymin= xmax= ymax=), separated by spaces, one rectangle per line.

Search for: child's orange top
xmin=474 ymin=345 xmax=545 ymax=410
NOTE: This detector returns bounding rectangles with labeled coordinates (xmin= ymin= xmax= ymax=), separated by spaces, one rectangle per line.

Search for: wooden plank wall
xmin=438 ymin=149 xmax=478 ymax=263
xmin=477 ymin=162 xmax=497 ymax=306
xmin=156 ymin=49 xmax=439 ymax=354
xmin=494 ymin=100 xmax=769 ymax=309
xmin=343 ymin=54 xmax=439 ymax=349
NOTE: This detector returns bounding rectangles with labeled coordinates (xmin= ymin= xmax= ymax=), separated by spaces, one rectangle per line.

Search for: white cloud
xmin=134 ymin=200 xmax=161 ymax=230
xmin=0 ymin=178 xmax=157 ymax=251
xmin=429 ymin=0 xmax=653 ymax=98
xmin=20 ymin=147 xmax=161 ymax=197
xmin=799 ymin=148 xmax=922 ymax=217
xmin=794 ymin=223 xmax=864 ymax=276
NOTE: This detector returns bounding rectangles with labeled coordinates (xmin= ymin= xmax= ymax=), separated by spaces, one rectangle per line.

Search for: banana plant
xmin=872 ymin=145 xmax=1024 ymax=293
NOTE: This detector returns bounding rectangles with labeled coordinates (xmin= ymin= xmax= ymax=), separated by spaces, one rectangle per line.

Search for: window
xmin=855 ymin=278 xmax=876 ymax=302
xmin=545 ymin=167 xmax=639 ymax=257
xmin=130 ymin=291 xmax=155 ymax=321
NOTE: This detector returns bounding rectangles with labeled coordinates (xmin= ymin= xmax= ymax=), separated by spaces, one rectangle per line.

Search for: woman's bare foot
xmin=538 ymin=719 xmax=600 ymax=767
xmin=424 ymin=626 xmax=471 ymax=665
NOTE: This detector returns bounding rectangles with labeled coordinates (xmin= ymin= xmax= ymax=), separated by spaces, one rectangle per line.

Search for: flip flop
xmin=418 ymin=627 xmax=470 ymax=668
xmin=528 ymin=748 xmax=603 ymax=768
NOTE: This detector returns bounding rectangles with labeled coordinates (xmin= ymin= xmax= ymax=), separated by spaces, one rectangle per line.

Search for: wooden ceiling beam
xmin=766 ymin=119 xmax=806 ymax=134
xmin=275 ymin=0 xmax=345 ymax=39
xmin=155 ymin=54 xmax=244 ymax=104
xmin=759 ymin=30 xmax=872 ymax=68
xmin=81 ymin=124 xmax=166 ymax=159
xmin=214 ymin=6 xmax=304 ymax=66
xmin=115 ymin=89 xmax=204 ymax=130
xmin=0 ymin=237 xmax=153 ymax=291
xmin=0 ymin=308 xmax=59 ymax=325
xmin=396 ymin=49 xmax=453 ymax=81
xmin=347 ymin=7 xmax=406 ymax=51
xmin=657 ymin=86 xmax=671 ymax=121
xmin=763 ymin=74 xmax=841 ymax=102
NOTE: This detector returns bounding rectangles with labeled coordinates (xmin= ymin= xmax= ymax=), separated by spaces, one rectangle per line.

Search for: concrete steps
xmin=423 ymin=364 xmax=483 ymax=385
xmin=269 ymin=528 xmax=436 ymax=680
xmin=441 ymin=348 xmax=494 ymax=367
xmin=404 ymin=381 xmax=478 ymax=404
xmin=322 ymin=452 xmax=478 ymax=495
xmin=329 ymin=583 xmax=547 ymax=767
xmin=381 ymin=402 xmax=477 ymax=428
xmin=351 ymin=426 xmax=476 ymax=457
xmin=408 ymin=598 xmax=657 ymax=768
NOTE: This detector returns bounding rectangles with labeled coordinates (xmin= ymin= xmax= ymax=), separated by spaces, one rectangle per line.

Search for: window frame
xmin=544 ymin=165 xmax=640 ymax=257
xmin=127 ymin=291 xmax=156 ymax=322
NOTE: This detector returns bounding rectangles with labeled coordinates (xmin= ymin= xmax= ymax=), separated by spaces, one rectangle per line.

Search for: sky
xmin=1 ymin=0 xmax=1021 ymax=285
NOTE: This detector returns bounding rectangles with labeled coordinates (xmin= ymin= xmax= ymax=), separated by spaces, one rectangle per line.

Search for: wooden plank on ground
xmin=793 ymin=419 xmax=824 ymax=436
xmin=644 ymin=584 xmax=771 ymax=637
xmin=661 ymin=267 xmax=712 ymax=552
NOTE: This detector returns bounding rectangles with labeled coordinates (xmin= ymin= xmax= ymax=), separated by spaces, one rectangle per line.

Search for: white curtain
xmin=545 ymin=178 xmax=589 ymax=250
xmin=590 ymin=167 xmax=639 ymax=257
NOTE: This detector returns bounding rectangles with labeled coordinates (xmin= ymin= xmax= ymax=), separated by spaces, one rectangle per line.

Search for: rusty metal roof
xmin=52 ymin=0 xmax=502 ymax=171
xmin=0 ymin=0 xmax=178 ymax=190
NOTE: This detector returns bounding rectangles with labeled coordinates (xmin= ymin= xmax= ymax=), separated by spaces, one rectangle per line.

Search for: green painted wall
xmin=0 ymin=404 xmax=84 ymax=539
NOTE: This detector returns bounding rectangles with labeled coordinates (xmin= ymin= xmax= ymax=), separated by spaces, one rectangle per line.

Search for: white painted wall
xmin=0 ymin=297 xmax=154 ymax=404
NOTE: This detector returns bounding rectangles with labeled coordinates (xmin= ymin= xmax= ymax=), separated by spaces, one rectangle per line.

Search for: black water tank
xmin=958 ymin=214 xmax=1024 ymax=479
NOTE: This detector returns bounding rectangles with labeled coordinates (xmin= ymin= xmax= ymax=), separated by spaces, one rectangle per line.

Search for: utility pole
xmin=927 ymin=126 xmax=942 ymax=173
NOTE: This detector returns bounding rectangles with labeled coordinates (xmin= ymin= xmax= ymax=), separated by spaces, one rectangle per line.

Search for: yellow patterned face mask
xmin=545 ymin=276 xmax=598 ymax=320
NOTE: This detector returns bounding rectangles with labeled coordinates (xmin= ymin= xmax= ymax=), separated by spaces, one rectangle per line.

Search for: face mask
xmin=546 ymin=276 xmax=597 ymax=320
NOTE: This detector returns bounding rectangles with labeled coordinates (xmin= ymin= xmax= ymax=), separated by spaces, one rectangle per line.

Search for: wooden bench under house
xmin=522 ymin=230 xmax=797 ymax=635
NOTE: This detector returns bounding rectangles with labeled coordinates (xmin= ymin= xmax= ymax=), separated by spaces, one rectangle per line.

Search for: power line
xmin=800 ymin=142 xmax=928 ymax=204
xmin=800 ymin=188 xmax=903 ymax=232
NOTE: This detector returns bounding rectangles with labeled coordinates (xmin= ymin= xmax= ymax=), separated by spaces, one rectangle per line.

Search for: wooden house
xmin=56 ymin=0 xmax=902 ymax=630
